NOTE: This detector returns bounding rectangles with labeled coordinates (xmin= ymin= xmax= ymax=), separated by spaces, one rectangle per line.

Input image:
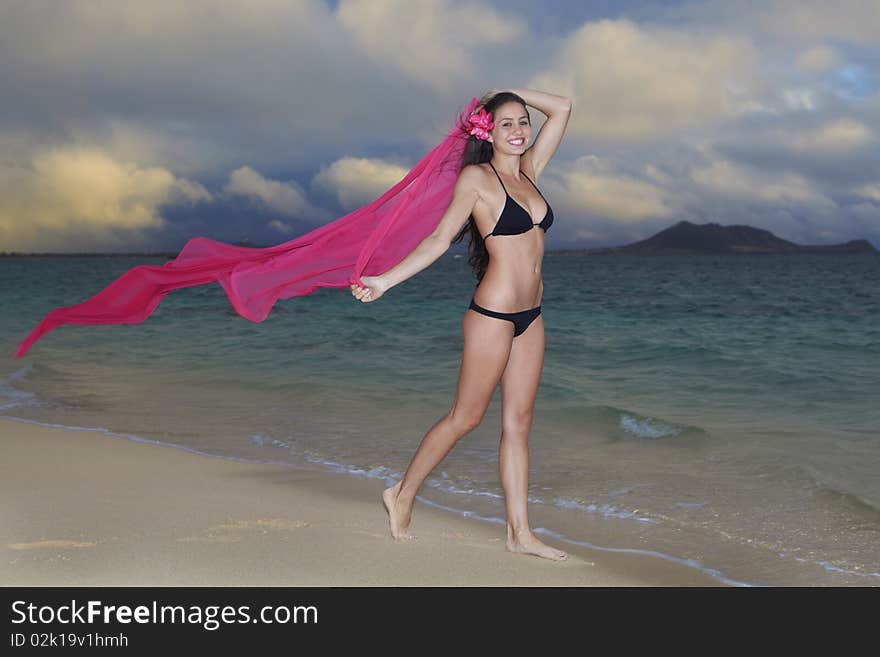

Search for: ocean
xmin=1 ymin=251 xmax=878 ymax=586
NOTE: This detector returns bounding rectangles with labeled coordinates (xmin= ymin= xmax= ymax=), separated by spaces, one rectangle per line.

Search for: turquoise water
xmin=1 ymin=252 xmax=878 ymax=585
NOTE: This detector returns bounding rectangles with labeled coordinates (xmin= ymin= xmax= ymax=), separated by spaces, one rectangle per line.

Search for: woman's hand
xmin=350 ymin=275 xmax=386 ymax=303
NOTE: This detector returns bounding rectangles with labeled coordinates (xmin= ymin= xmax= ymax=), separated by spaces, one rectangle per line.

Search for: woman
xmin=350 ymin=89 xmax=572 ymax=561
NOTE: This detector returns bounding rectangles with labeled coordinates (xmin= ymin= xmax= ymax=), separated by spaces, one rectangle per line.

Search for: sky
xmin=1 ymin=0 xmax=878 ymax=253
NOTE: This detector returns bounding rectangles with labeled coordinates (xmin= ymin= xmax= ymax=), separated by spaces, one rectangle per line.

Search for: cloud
xmin=755 ymin=0 xmax=880 ymax=46
xmin=0 ymin=147 xmax=209 ymax=252
xmin=796 ymin=45 xmax=841 ymax=74
xmin=0 ymin=0 xmax=442 ymax=172
xmin=224 ymin=166 xmax=313 ymax=217
xmin=708 ymin=111 xmax=880 ymax=188
xmin=661 ymin=0 xmax=880 ymax=47
xmin=334 ymin=0 xmax=525 ymax=92
xmin=789 ymin=119 xmax=875 ymax=152
xmin=267 ymin=219 xmax=295 ymax=234
xmin=850 ymin=202 xmax=879 ymax=228
xmin=311 ymin=156 xmax=409 ymax=210
xmin=689 ymin=158 xmax=832 ymax=205
xmin=780 ymin=88 xmax=819 ymax=112
xmin=529 ymin=18 xmax=760 ymax=141
xmin=854 ymin=183 xmax=880 ymax=202
xmin=547 ymin=155 xmax=674 ymax=222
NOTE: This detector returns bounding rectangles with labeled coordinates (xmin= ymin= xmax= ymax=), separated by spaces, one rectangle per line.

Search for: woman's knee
xmin=447 ymin=408 xmax=484 ymax=435
xmin=502 ymin=409 xmax=533 ymax=436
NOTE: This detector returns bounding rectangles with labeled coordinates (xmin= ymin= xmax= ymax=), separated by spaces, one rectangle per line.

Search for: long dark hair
xmin=451 ymin=91 xmax=530 ymax=284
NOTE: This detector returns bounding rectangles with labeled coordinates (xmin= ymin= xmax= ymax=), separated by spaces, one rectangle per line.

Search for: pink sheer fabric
xmin=12 ymin=97 xmax=480 ymax=359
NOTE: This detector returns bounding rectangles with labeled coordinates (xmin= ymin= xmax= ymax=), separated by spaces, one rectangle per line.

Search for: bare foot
xmin=506 ymin=526 xmax=568 ymax=561
xmin=382 ymin=481 xmax=416 ymax=541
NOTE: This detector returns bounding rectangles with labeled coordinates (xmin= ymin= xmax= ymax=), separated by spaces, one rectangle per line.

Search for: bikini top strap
xmin=488 ymin=162 xmax=508 ymax=194
xmin=520 ymin=170 xmax=546 ymax=199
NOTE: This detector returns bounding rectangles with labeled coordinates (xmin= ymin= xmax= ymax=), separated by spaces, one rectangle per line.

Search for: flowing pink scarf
xmin=12 ymin=97 xmax=480 ymax=359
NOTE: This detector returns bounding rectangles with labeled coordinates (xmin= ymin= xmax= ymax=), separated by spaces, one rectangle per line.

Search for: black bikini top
xmin=482 ymin=161 xmax=554 ymax=240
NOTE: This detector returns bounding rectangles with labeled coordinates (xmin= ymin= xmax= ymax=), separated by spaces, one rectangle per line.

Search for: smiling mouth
xmin=509 ymin=138 xmax=525 ymax=146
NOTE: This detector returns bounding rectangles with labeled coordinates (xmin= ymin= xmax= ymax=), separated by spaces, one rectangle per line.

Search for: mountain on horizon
xmin=567 ymin=221 xmax=878 ymax=256
xmin=2 ymin=222 xmax=877 ymax=258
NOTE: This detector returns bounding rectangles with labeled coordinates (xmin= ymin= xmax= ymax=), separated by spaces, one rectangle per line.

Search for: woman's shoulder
xmin=461 ymin=162 xmax=490 ymax=176
xmin=458 ymin=163 xmax=493 ymax=188
xmin=457 ymin=164 xmax=497 ymax=205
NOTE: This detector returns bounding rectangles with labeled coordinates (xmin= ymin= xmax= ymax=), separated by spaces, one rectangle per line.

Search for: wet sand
xmin=0 ymin=417 xmax=722 ymax=586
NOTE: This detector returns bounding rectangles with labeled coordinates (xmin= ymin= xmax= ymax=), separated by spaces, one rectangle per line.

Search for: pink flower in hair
xmin=466 ymin=107 xmax=494 ymax=140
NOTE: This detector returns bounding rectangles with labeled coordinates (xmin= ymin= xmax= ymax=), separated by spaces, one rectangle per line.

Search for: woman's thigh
xmin=500 ymin=315 xmax=545 ymax=430
xmin=448 ymin=309 xmax=515 ymax=426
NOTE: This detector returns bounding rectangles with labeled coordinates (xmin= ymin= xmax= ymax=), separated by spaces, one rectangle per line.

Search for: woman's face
xmin=488 ymin=102 xmax=531 ymax=154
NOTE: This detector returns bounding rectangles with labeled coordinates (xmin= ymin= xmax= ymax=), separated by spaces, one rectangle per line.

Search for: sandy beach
xmin=0 ymin=417 xmax=724 ymax=586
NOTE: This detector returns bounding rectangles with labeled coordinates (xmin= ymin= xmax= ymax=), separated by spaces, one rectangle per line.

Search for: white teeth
xmin=509 ymin=139 xmax=524 ymax=145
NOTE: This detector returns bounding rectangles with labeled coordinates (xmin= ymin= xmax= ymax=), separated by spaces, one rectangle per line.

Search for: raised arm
xmin=351 ymin=165 xmax=482 ymax=302
xmin=507 ymin=88 xmax=572 ymax=180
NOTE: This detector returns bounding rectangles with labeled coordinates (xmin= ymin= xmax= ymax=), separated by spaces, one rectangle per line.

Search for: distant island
xmin=554 ymin=221 xmax=878 ymax=256
xmin=1 ymin=224 xmax=876 ymax=257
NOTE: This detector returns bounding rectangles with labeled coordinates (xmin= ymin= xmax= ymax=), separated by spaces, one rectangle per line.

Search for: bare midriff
xmin=473 ymin=230 xmax=545 ymax=312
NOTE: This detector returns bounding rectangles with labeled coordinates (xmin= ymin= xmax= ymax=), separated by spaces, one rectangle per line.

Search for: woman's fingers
xmin=349 ymin=284 xmax=373 ymax=302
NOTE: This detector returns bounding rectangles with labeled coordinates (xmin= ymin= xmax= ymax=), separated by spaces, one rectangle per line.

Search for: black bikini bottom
xmin=468 ymin=297 xmax=542 ymax=337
